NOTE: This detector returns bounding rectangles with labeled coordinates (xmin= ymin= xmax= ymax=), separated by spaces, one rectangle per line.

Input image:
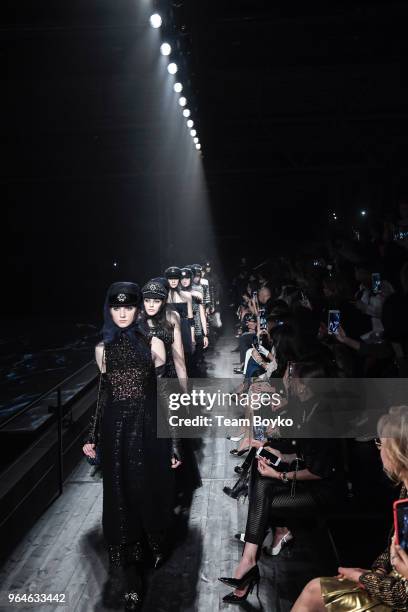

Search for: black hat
xmin=108 ymin=282 xmax=141 ymax=307
xmin=190 ymin=264 xmax=202 ymax=275
xmin=180 ymin=267 xmax=193 ymax=279
xmin=142 ymin=278 xmax=168 ymax=300
xmin=164 ymin=266 xmax=182 ymax=280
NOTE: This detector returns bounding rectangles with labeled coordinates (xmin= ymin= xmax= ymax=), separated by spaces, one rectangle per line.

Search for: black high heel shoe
xmin=219 ymin=563 xmax=260 ymax=589
xmin=234 ymin=446 xmax=257 ymax=476
xmin=222 ymin=575 xmax=260 ymax=604
xmin=230 ymin=447 xmax=249 ymax=457
xmin=223 ymin=472 xmax=249 ymax=499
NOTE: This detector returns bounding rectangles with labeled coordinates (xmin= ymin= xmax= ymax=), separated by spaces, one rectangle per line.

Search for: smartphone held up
xmin=328 ymin=309 xmax=341 ymax=335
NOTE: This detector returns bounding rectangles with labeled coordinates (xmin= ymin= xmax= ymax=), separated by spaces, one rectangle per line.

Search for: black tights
xmin=244 ymin=461 xmax=304 ymax=545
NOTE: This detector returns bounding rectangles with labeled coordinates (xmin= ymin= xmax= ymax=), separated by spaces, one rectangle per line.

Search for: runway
xmin=0 ymin=332 xmax=335 ymax=611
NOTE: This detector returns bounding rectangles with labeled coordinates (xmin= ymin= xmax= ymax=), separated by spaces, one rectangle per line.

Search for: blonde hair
xmin=378 ymin=405 xmax=408 ymax=483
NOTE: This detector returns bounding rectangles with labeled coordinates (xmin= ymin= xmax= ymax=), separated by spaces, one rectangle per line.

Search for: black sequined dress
xmin=99 ymin=333 xmax=175 ymax=550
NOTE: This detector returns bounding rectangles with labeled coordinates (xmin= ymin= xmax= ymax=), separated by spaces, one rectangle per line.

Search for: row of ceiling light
xmin=149 ymin=12 xmax=201 ymax=152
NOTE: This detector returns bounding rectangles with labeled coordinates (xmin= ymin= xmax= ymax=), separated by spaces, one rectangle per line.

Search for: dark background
xmin=3 ymin=0 xmax=408 ymax=317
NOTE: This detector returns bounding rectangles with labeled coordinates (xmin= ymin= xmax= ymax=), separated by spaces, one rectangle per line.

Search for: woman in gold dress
xmin=292 ymin=405 xmax=408 ymax=611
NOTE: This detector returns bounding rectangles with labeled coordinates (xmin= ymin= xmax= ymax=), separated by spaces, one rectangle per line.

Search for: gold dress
xmin=321 ymin=576 xmax=393 ymax=611
xmin=320 ymin=488 xmax=408 ymax=611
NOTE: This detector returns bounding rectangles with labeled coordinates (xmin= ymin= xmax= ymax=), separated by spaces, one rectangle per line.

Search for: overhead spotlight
xmin=178 ymin=96 xmax=187 ymax=107
xmin=174 ymin=82 xmax=183 ymax=93
xmin=160 ymin=42 xmax=171 ymax=56
xmin=186 ymin=119 xmax=194 ymax=128
xmin=361 ymin=209 xmax=367 ymax=216
xmin=193 ymin=137 xmax=199 ymax=144
xmin=149 ymin=13 xmax=162 ymax=28
xmin=113 ymin=261 xmax=118 ymax=268
xmin=190 ymin=129 xmax=197 ymax=137
xmin=195 ymin=143 xmax=201 ymax=150
xmin=167 ymin=62 xmax=178 ymax=75
xmin=182 ymin=108 xmax=191 ymax=117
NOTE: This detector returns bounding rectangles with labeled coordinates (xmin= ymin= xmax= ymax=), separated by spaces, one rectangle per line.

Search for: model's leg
xmin=227 ymin=465 xmax=272 ymax=596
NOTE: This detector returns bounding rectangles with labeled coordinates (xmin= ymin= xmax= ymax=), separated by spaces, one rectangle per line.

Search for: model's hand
xmin=391 ymin=537 xmax=408 ymax=578
xmin=171 ymin=456 xmax=182 ymax=469
xmin=203 ymin=336 xmax=209 ymax=349
xmin=83 ymin=443 xmax=96 ymax=458
xmin=337 ymin=567 xmax=370 ymax=583
xmin=256 ymin=456 xmax=280 ymax=478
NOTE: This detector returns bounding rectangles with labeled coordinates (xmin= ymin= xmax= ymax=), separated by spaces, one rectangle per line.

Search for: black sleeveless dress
xmin=100 ymin=333 xmax=175 ymax=548
xmin=148 ymin=325 xmax=177 ymax=378
xmin=147 ymin=323 xmax=202 ymax=503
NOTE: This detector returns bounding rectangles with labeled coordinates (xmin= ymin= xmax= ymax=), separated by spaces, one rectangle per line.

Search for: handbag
xmin=86 ymin=445 xmax=101 ymax=467
xmin=86 ymin=348 xmax=105 ymax=467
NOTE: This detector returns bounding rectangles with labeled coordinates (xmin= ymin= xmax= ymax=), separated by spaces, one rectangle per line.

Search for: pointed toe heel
xmin=218 ymin=563 xmax=259 ymax=589
xmin=222 ymin=575 xmax=260 ymax=603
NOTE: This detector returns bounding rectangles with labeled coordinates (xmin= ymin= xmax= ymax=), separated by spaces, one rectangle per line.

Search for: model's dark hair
xmin=270 ymin=324 xmax=298 ymax=377
xmin=140 ymin=299 xmax=174 ymax=334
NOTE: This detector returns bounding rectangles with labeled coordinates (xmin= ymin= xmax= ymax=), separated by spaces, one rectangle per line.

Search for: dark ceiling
xmin=162 ymin=0 xmax=407 ymax=251
xmin=3 ymin=1 xmax=408 ymax=310
xmin=182 ymin=2 xmax=408 ymax=200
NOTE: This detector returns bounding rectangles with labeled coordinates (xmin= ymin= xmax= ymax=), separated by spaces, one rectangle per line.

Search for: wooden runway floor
xmin=0 ymin=333 xmax=336 ymax=611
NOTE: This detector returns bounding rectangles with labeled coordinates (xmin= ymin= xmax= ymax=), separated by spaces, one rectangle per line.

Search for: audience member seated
xmin=292 ymin=405 xmax=408 ymax=612
xmin=219 ymin=360 xmax=344 ymax=604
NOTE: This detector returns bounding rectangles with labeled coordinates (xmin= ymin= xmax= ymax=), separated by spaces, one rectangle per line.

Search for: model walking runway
xmin=0 ymin=330 xmax=337 ymax=612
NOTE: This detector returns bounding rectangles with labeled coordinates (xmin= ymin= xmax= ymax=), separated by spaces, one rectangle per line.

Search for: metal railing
xmin=0 ymin=360 xmax=98 ymax=495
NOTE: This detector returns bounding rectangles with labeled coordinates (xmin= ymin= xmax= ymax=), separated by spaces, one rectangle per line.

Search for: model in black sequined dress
xmin=99 ymin=332 xmax=175 ymax=563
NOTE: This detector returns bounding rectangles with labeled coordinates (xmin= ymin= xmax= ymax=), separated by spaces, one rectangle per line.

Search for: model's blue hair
xmin=101 ymin=283 xmax=148 ymax=347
